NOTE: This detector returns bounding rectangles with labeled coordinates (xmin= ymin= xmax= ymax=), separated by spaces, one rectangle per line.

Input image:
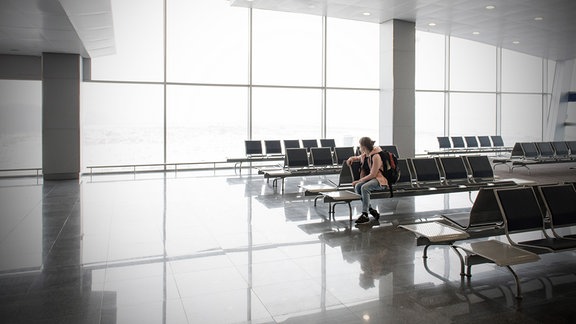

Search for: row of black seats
xmin=437 ymin=135 xmax=508 ymax=150
xmin=510 ymin=141 xmax=576 ymax=161
xmin=245 ymin=139 xmax=337 ymax=156
xmin=284 ymin=145 xmax=401 ymax=169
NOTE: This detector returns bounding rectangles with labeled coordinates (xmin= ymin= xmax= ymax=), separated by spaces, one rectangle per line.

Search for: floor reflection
xmin=0 ymin=165 xmax=576 ymax=323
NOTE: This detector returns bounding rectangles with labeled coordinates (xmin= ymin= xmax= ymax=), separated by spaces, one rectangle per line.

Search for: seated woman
xmin=346 ymin=137 xmax=388 ymax=224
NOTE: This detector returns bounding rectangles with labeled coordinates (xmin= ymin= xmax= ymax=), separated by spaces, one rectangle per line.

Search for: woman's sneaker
xmin=369 ymin=208 xmax=380 ymax=220
xmin=355 ymin=213 xmax=370 ymax=224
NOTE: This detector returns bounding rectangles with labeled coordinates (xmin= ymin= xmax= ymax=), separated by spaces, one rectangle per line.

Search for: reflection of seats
xmin=264 ymin=140 xmax=282 ymax=155
xmin=285 ymin=148 xmax=310 ymax=169
xmin=334 ymin=147 xmax=355 ymax=165
xmin=310 ymin=147 xmax=334 ymax=167
xmin=538 ymin=184 xmax=576 ymax=239
xmin=245 ymin=140 xmax=263 ymax=156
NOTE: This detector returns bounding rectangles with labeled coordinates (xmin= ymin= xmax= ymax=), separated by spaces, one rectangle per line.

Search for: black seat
xmin=334 ymin=147 xmax=355 ymax=165
xmin=319 ymin=139 xmax=336 ymax=150
xmin=443 ymin=187 xmax=504 ymax=230
xmin=495 ymin=187 xmax=576 ymax=253
xmin=464 ymin=155 xmax=514 ymax=186
xmin=283 ymin=139 xmax=301 ymax=152
xmin=490 ymin=135 xmax=505 ymax=148
xmin=451 ymin=136 xmax=466 ymax=149
xmin=301 ymin=139 xmax=319 ymax=152
xmin=411 ymin=158 xmax=444 ymax=187
xmin=264 ymin=140 xmax=282 ymax=155
xmin=437 ymin=156 xmax=470 ymax=185
xmin=551 ymin=141 xmax=570 ymax=160
xmin=245 ymin=140 xmax=263 ymax=156
xmin=478 ymin=136 xmax=492 ymax=148
xmin=519 ymin=142 xmax=540 ymax=160
xmin=285 ymin=148 xmax=310 ymax=169
xmin=310 ymin=147 xmax=334 ymax=167
xmin=538 ymin=184 xmax=576 ymax=239
xmin=437 ymin=136 xmax=451 ymax=150
xmin=464 ymin=136 xmax=479 ymax=149
xmin=535 ymin=142 xmax=555 ymax=160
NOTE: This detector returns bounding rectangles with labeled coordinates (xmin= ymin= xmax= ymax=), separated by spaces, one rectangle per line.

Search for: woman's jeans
xmin=354 ymin=178 xmax=386 ymax=213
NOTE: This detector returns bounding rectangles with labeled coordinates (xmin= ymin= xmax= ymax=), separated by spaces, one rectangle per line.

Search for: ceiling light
xmin=534 ymin=17 xmax=544 ymax=21
xmin=428 ymin=22 xmax=437 ymax=27
xmin=512 ymin=41 xmax=520 ymax=44
xmin=362 ymin=12 xmax=371 ymax=16
xmin=472 ymin=31 xmax=480 ymax=35
xmin=485 ymin=5 xmax=495 ymax=10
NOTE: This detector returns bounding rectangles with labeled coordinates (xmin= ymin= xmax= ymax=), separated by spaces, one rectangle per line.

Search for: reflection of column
xmin=321 ymin=241 xmax=326 ymax=311
xmin=36 ymin=180 xmax=95 ymax=321
xmin=162 ymin=174 xmax=167 ymax=324
xmin=246 ymin=195 xmax=253 ymax=322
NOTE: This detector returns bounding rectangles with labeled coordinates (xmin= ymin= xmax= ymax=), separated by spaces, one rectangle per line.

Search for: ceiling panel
xmin=230 ymin=0 xmax=576 ymax=60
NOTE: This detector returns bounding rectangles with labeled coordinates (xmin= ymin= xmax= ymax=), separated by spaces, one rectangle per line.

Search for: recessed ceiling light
xmin=428 ymin=22 xmax=437 ymax=27
xmin=485 ymin=5 xmax=496 ymax=10
xmin=472 ymin=31 xmax=480 ymax=35
xmin=362 ymin=12 xmax=371 ymax=16
xmin=534 ymin=17 xmax=544 ymax=21
xmin=512 ymin=41 xmax=520 ymax=44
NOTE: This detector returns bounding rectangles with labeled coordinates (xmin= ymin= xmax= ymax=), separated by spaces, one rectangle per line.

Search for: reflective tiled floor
xmin=2 ymin=164 xmax=576 ymax=323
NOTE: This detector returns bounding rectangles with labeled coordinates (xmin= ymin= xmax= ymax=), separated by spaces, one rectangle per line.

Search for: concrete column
xmin=380 ymin=20 xmax=415 ymax=158
xmin=42 ymin=53 xmax=81 ymax=180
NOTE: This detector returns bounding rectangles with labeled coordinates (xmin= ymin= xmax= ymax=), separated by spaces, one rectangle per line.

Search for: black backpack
xmin=361 ymin=150 xmax=401 ymax=196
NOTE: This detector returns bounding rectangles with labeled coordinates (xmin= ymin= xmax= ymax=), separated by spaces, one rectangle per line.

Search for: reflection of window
xmin=167 ymin=86 xmax=248 ymax=162
xmin=252 ymin=10 xmax=322 ymax=86
xmin=326 ymin=18 xmax=380 ymax=88
xmin=326 ymin=90 xmax=379 ymax=147
xmin=0 ymin=80 xmax=42 ymax=169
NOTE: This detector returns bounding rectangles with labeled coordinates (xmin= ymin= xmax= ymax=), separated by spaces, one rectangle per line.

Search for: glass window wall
xmin=166 ymin=85 xmax=248 ymax=162
xmin=449 ymin=37 xmax=496 ymax=92
xmin=82 ymin=83 xmax=164 ymax=167
xmin=326 ymin=18 xmax=380 ymax=88
xmin=90 ymin=0 xmax=164 ymax=82
xmin=166 ymin=0 xmax=249 ymax=84
xmin=252 ymin=10 xmax=322 ymax=87
xmin=0 ymin=80 xmax=42 ymax=169
xmin=325 ymin=90 xmax=379 ymax=147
